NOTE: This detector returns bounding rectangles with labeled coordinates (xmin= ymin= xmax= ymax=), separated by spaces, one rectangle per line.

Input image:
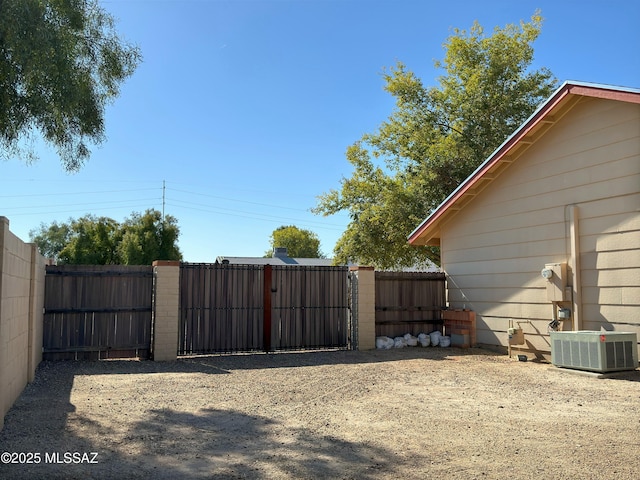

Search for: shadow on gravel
xmin=0 ymin=353 xmax=416 ymax=479
xmin=48 ymin=347 xmax=500 ymax=376
xmin=605 ymin=370 xmax=640 ymax=382
xmin=0 ymin=361 xmax=135 ymax=480
xmin=179 ymin=346 xmax=502 ymax=372
xmin=3 ymin=347 xmax=501 ymax=380
xmin=561 ymin=368 xmax=640 ymax=383
xmin=124 ymin=407 xmax=396 ymax=479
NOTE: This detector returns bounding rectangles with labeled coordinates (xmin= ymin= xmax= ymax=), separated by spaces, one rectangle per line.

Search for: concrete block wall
xmin=152 ymin=261 xmax=180 ymax=361
xmin=350 ymin=266 xmax=376 ymax=350
xmin=0 ymin=217 xmax=47 ymax=430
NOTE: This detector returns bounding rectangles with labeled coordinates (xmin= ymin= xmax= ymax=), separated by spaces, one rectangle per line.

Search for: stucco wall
xmin=0 ymin=217 xmax=47 ymax=430
xmin=440 ymin=98 xmax=640 ymax=357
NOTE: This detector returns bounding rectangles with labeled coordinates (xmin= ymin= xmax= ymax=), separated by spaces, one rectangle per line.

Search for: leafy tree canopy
xmin=314 ymin=12 xmax=557 ymax=269
xmin=118 ymin=210 xmax=182 ymax=266
xmin=265 ymin=225 xmax=324 ymax=258
xmin=28 ymin=220 xmax=71 ymax=262
xmin=59 ymin=214 xmax=120 ymax=265
xmin=0 ymin=0 xmax=141 ymax=171
xmin=30 ymin=209 xmax=182 ymax=264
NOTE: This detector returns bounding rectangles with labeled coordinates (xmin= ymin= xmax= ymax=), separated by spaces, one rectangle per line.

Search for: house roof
xmin=215 ymin=256 xmax=335 ymax=266
xmin=408 ymin=81 xmax=640 ymax=247
xmin=216 ymin=246 xmax=337 ymax=266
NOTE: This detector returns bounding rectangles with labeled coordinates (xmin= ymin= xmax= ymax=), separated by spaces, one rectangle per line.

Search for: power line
xmin=4 ymin=203 xmax=162 ymax=218
xmin=0 ymin=184 xmax=319 ymax=218
xmin=166 ymin=201 xmax=344 ymax=231
xmin=0 ymin=187 xmax=159 ymax=199
xmin=0 ymin=179 xmax=347 ymax=235
xmin=166 ymin=187 xmax=314 ymax=213
xmin=1 ymin=198 xmax=160 ymax=211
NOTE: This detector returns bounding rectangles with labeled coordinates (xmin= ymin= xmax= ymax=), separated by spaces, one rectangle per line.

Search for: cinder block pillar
xmin=350 ymin=266 xmax=376 ymax=350
xmin=152 ymin=260 xmax=180 ymax=361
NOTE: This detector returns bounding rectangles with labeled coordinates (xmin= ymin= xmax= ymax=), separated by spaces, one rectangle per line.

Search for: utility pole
xmin=162 ymin=180 xmax=166 ymax=224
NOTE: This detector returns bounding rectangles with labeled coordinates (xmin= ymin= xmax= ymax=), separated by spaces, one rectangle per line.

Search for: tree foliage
xmin=0 ymin=0 xmax=141 ymax=171
xmin=30 ymin=209 xmax=182 ymax=264
xmin=314 ymin=12 xmax=557 ymax=269
xmin=265 ymin=225 xmax=324 ymax=258
xmin=28 ymin=220 xmax=71 ymax=262
xmin=59 ymin=215 xmax=120 ymax=265
xmin=118 ymin=210 xmax=182 ymax=265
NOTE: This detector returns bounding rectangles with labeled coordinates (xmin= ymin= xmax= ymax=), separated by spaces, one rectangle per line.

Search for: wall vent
xmin=550 ymin=331 xmax=638 ymax=373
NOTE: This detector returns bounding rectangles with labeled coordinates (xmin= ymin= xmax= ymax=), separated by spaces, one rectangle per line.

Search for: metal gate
xmin=270 ymin=265 xmax=350 ymax=350
xmin=179 ymin=263 xmax=264 ymax=354
xmin=179 ymin=263 xmax=351 ymax=355
xmin=43 ymin=265 xmax=153 ymax=360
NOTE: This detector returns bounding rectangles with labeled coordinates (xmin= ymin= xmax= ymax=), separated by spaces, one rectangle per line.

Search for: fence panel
xmin=43 ymin=265 xmax=153 ymax=360
xmin=271 ymin=265 xmax=350 ymax=350
xmin=375 ymin=271 xmax=446 ymax=338
xmin=179 ymin=263 xmax=263 ymax=355
xmin=179 ymin=263 xmax=351 ymax=355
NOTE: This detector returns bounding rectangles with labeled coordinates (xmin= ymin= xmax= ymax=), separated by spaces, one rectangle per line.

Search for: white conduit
xmin=568 ymin=205 xmax=582 ymax=331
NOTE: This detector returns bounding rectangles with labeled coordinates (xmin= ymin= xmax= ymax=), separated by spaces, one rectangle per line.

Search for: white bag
xmin=404 ymin=333 xmax=418 ymax=346
xmin=429 ymin=331 xmax=441 ymax=347
xmin=393 ymin=336 xmax=407 ymax=348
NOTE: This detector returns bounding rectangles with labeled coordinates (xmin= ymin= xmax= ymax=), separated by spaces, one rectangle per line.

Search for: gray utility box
xmin=550 ymin=330 xmax=638 ymax=373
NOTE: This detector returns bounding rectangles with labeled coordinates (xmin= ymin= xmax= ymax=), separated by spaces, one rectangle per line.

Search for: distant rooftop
xmin=216 ymin=247 xmax=336 ymax=266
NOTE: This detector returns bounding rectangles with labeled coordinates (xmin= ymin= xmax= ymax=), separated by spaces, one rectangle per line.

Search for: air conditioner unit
xmin=550 ymin=331 xmax=638 ymax=373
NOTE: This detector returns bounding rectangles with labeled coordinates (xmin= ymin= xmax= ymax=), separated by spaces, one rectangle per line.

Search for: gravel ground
xmin=1 ymin=347 xmax=639 ymax=479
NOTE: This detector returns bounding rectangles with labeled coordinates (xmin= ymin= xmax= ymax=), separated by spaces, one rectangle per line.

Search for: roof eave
xmin=408 ymin=81 xmax=640 ymax=246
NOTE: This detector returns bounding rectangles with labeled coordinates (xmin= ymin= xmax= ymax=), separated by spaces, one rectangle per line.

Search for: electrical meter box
xmin=542 ymin=262 xmax=567 ymax=302
xmin=508 ymin=327 xmax=525 ymax=345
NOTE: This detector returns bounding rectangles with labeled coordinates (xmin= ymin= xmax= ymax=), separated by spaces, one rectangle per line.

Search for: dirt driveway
xmin=1 ymin=348 xmax=639 ymax=479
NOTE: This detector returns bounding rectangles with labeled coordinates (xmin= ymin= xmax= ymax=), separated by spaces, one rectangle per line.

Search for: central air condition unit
xmin=550 ymin=331 xmax=638 ymax=373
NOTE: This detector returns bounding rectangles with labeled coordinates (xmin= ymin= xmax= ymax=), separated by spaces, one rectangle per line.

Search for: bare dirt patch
xmin=1 ymin=348 xmax=639 ymax=479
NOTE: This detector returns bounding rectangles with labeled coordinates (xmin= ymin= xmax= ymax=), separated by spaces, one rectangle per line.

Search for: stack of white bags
xmin=376 ymin=331 xmax=450 ymax=349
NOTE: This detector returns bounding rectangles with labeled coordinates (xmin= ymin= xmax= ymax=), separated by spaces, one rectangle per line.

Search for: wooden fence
xmin=43 ymin=265 xmax=153 ymax=360
xmin=375 ymin=271 xmax=446 ymax=337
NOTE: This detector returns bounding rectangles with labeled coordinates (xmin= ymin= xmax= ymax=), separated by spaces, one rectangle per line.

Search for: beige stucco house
xmin=409 ymin=81 xmax=640 ymax=359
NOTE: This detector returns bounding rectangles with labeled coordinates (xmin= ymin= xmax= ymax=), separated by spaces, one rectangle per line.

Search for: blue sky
xmin=1 ymin=0 xmax=639 ymax=262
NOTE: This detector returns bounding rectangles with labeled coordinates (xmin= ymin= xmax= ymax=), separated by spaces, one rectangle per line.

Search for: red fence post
xmin=263 ymin=264 xmax=272 ymax=352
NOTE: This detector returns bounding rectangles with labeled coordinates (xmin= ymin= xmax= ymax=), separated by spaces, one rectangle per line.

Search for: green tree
xmin=58 ymin=215 xmax=120 ymax=264
xmin=265 ymin=225 xmax=324 ymax=258
xmin=30 ymin=209 xmax=182 ymax=264
xmin=117 ymin=209 xmax=182 ymax=265
xmin=29 ymin=220 xmax=72 ymax=262
xmin=0 ymin=0 xmax=141 ymax=171
xmin=314 ymin=12 xmax=557 ymax=269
